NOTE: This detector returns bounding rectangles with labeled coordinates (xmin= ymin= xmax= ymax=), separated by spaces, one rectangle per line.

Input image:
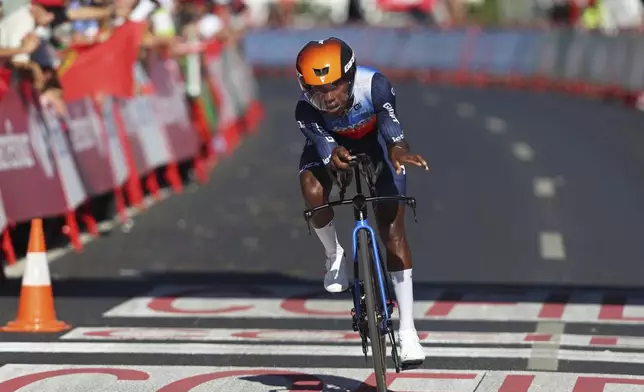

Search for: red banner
xmin=0 ymin=30 xmax=265 ymax=262
xmin=0 ymin=82 xmax=69 ymax=223
xmin=146 ymin=55 xmax=199 ymax=162
xmin=64 ymin=98 xmax=117 ymax=196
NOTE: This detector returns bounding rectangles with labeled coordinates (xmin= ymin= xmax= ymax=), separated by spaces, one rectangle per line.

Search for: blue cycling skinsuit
xmin=296 ymin=65 xmax=406 ymax=196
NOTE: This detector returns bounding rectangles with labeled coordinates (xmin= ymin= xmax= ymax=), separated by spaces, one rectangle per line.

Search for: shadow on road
xmin=240 ymin=373 xmax=394 ymax=392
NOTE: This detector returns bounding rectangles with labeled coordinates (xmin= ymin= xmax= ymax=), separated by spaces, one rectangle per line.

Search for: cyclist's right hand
xmin=331 ymin=146 xmax=352 ymax=172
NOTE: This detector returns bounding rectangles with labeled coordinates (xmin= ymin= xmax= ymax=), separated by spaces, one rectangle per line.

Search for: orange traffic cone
xmin=2 ymin=218 xmax=70 ymax=332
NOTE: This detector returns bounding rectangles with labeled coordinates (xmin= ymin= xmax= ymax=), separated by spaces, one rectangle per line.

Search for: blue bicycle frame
xmin=303 ymin=153 xmax=418 ymax=336
xmin=352 ymin=216 xmax=391 ymax=330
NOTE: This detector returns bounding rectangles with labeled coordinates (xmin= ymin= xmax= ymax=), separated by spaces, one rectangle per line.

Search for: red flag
xmin=58 ymin=21 xmax=148 ymax=102
xmin=31 ymin=0 xmax=65 ymax=5
xmin=376 ymin=0 xmax=435 ymax=12
xmin=0 ymin=68 xmax=12 ymax=103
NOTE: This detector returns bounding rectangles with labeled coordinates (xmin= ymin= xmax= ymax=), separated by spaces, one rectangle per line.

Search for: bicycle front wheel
xmin=359 ymin=229 xmax=388 ymax=391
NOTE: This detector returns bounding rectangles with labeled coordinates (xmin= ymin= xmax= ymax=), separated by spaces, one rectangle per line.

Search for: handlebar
xmin=303 ymin=195 xmax=417 ymax=235
xmin=303 ymin=152 xmax=418 ymax=235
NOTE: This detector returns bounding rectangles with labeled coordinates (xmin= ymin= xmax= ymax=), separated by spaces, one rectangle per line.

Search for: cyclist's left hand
xmin=390 ymin=146 xmax=429 ymax=175
xmin=330 ymin=146 xmax=352 ymax=172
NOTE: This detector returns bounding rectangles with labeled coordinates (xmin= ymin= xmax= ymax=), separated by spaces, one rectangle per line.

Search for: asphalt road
xmin=2 ymin=78 xmax=644 ymax=390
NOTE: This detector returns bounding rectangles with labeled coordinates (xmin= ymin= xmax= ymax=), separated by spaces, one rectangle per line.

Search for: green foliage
xmin=467 ymin=0 xmax=501 ymax=25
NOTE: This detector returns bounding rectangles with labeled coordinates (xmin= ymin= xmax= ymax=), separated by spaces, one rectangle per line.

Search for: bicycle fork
xmin=349 ymin=222 xmax=401 ymax=371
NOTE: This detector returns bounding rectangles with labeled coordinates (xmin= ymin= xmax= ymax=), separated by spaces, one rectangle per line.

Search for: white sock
xmin=390 ymin=269 xmax=416 ymax=332
xmin=313 ymin=219 xmax=341 ymax=259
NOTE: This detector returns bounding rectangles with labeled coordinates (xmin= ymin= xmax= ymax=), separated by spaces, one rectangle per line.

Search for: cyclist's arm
xmin=295 ymin=100 xmax=338 ymax=166
xmin=371 ymin=72 xmax=410 ymax=152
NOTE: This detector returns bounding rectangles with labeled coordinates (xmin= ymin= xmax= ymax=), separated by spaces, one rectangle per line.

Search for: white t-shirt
xmin=151 ymin=8 xmax=176 ymax=36
xmin=600 ymin=0 xmax=643 ymax=30
xmin=129 ymin=0 xmax=159 ymax=22
xmin=0 ymin=5 xmax=35 ymax=63
xmin=197 ymin=14 xmax=224 ymax=40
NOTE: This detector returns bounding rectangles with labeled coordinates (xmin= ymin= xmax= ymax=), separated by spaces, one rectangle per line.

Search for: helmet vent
xmin=313 ymin=67 xmax=329 ymax=77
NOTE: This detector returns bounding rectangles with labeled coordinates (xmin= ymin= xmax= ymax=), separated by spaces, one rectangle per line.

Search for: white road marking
xmin=60 ymin=327 xmax=644 ymax=349
xmin=511 ymin=142 xmax=535 ymax=161
xmin=3 ymin=188 xmax=175 ymax=279
xmin=540 ymin=232 xmax=566 ymax=260
xmin=528 ymin=322 xmax=565 ymax=371
xmin=534 ymin=177 xmax=557 ymax=198
xmin=485 ymin=117 xmax=507 ymax=134
xmin=456 ymin=102 xmax=475 ymax=118
xmin=118 ymin=269 xmax=141 ymax=277
xmin=102 ymin=284 xmax=644 ymax=324
xmin=6 ymin=365 xmax=644 ymax=392
xmin=4 ymin=365 xmax=644 ymax=392
xmin=0 ymin=365 xmax=484 ymax=392
xmin=5 ymin=343 xmax=644 ymax=364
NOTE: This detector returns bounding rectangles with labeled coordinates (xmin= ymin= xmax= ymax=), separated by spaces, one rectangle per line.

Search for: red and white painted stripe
xmin=2 ymin=365 xmax=644 ymax=391
xmin=102 ymin=285 xmax=644 ymax=324
xmin=59 ymin=327 xmax=644 ymax=349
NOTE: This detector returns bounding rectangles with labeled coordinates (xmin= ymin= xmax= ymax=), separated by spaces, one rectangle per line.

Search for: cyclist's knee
xmin=388 ymin=225 xmax=407 ymax=245
xmin=375 ymin=201 xmax=403 ymax=226
xmin=299 ymin=169 xmax=329 ymax=207
xmin=377 ymin=204 xmax=407 ymax=242
xmin=300 ymin=170 xmax=333 ymax=228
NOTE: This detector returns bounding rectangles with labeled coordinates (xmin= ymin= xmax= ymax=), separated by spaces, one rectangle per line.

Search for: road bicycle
xmin=303 ymin=153 xmax=419 ymax=391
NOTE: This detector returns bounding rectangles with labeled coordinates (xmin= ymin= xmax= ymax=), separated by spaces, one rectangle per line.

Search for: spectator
xmin=598 ymin=0 xmax=643 ymax=33
xmin=0 ymin=33 xmax=40 ymax=60
xmin=67 ymin=0 xmax=101 ymax=44
xmin=0 ymin=0 xmax=242 ymax=114
xmin=150 ymin=0 xmax=177 ymax=37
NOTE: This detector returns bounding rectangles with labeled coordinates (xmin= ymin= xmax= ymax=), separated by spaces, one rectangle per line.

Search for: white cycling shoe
xmin=324 ymin=247 xmax=349 ymax=293
xmin=397 ymin=329 xmax=425 ymax=367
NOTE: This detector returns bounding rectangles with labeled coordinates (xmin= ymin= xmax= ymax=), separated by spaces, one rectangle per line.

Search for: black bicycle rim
xmin=360 ymin=229 xmax=387 ymax=391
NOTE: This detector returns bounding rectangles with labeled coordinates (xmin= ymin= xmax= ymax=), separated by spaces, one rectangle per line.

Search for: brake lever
xmin=406 ymin=198 xmax=418 ymax=223
xmin=303 ymin=211 xmax=312 ymax=235
xmin=372 ymin=162 xmax=382 ymax=185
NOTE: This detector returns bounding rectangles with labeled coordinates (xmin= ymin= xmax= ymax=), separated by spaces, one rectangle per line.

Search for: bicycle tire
xmin=359 ymin=229 xmax=388 ymax=391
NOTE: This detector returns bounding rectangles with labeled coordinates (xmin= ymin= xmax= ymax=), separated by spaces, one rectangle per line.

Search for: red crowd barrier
xmin=0 ymin=25 xmax=264 ymax=267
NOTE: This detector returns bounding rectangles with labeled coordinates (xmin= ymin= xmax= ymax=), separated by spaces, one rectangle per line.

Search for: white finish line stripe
xmin=7 ymin=365 xmax=644 ymax=392
xmin=4 ymin=342 xmax=644 ymax=363
xmin=101 ymin=284 xmax=644 ymax=324
xmin=59 ymin=327 xmax=644 ymax=349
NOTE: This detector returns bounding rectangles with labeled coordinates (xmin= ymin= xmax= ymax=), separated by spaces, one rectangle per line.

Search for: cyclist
xmin=295 ymin=37 xmax=429 ymax=366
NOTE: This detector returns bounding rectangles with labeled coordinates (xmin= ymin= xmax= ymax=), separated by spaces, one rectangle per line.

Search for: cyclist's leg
xmin=299 ymin=141 xmax=333 ymax=226
xmin=299 ymin=140 xmax=349 ymax=293
xmin=366 ymin=136 xmax=410 ymax=271
xmin=370 ymin=138 xmax=425 ymax=364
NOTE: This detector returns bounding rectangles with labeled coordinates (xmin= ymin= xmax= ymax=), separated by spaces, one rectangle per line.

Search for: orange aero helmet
xmin=296 ymin=37 xmax=357 ymax=111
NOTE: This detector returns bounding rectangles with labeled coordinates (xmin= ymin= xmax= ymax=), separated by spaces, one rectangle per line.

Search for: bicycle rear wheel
xmin=359 ymin=229 xmax=388 ymax=391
